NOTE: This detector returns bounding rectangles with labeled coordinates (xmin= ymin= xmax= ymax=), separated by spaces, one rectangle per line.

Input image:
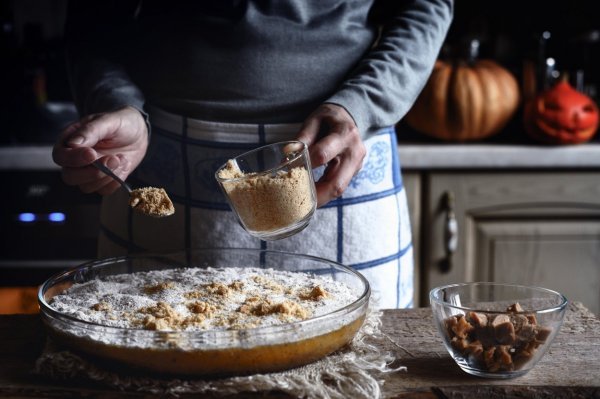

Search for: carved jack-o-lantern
xmin=524 ymin=77 xmax=599 ymax=144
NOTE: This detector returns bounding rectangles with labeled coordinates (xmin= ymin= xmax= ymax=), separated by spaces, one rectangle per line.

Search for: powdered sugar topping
xmin=50 ymin=267 xmax=360 ymax=332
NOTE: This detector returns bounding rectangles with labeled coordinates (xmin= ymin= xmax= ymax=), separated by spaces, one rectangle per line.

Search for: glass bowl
xmin=38 ymin=248 xmax=369 ymax=377
xmin=215 ymin=141 xmax=317 ymax=241
xmin=430 ymin=282 xmax=567 ymax=379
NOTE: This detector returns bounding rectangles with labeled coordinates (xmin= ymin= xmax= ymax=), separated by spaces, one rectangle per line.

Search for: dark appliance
xmin=0 ymin=155 xmax=101 ymax=312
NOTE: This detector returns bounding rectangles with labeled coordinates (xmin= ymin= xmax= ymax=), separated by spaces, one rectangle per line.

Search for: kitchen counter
xmin=398 ymin=142 xmax=600 ymax=170
xmin=4 ymin=143 xmax=600 ymax=170
xmin=1 ymin=303 xmax=598 ymax=398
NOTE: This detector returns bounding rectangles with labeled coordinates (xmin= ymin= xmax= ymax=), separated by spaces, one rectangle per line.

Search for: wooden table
xmin=1 ymin=303 xmax=598 ymax=398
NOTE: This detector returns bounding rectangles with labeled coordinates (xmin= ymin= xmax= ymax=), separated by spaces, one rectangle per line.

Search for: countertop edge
xmin=397 ymin=143 xmax=600 ymax=170
xmin=4 ymin=144 xmax=600 ymax=170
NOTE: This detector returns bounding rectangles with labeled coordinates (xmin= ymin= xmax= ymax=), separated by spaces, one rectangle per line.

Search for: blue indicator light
xmin=18 ymin=213 xmax=36 ymax=223
xmin=48 ymin=212 xmax=66 ymax=223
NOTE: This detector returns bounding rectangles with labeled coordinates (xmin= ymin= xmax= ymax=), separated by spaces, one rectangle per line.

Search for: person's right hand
xmin=52 ymin=106 xmax=149 ymax=195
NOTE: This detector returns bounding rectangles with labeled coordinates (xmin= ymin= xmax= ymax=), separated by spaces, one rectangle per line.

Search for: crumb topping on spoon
xmin=129 ymin=187 xmax=175 ymax=217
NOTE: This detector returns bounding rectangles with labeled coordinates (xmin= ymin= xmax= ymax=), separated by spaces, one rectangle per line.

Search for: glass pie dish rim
xmin=38 ymin=247 xmax=371 ymax=340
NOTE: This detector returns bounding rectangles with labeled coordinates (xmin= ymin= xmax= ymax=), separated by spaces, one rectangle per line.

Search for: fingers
xmin=60 ymin=120 xmax=83 ymax=140
xmin=62 ymin=164 xmax=117 ymax=194
xmin=297 ymin=104 xmax=366 ymax=207
xmin=314 ymin=149 xmax=363 ymax=207
xmin=61 ymin=154 xmax=127 ymax=195
xmin=52 ymin=108 xmax=146 ymax=196
xmin=65 ymin=113 xmax=118 ymax=148
xmin=53 ymin=121 xmax=93 ymax=167
xmin=53 ymin=116 xmax=109 ymax=168
xmin=52 ymin=145 xmax=98 ymax=168
xmin=296 ymin=115 xmax=322 ymax=147
xmin=315 ymin=156 xmax=344 ymax=207
xmin=53 ymin=112 xmax=123 ymax=167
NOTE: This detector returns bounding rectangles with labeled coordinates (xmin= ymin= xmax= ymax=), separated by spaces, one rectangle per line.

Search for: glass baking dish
xmin=38 ymin=248 xmax=370 ymax=377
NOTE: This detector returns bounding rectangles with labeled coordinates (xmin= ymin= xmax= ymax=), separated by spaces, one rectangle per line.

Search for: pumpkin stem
xmin=467 ymin=39 xmax=480 ymax=65
xmin=452 ymin=36 xmax=481 ymax=67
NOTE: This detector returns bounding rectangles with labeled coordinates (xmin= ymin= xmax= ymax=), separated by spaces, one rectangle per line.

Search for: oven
xmin=0 ymin=146 xmax=101 ymax=313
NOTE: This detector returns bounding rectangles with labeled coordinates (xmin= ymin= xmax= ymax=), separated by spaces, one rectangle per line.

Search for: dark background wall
xmin=446 ymin=0 xmax=598 ymax=93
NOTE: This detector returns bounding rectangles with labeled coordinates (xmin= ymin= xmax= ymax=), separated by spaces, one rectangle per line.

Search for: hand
xmin=52 ymin=106 xmax=149 ymax=195
xmin=296 ymin=104 xmax=367 ymax=207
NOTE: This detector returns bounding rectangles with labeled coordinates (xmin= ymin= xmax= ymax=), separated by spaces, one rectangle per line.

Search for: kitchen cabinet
xmin=404 ymin=168 xmax=600 ymax=315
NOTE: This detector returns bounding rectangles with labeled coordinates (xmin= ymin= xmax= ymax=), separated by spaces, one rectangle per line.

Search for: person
xmin=52 ymin=0 xmax=453 ymax=309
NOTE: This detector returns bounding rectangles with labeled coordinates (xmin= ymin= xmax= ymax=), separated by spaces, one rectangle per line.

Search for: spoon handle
xmin=92 ymin=160 xmax=133 ymax=193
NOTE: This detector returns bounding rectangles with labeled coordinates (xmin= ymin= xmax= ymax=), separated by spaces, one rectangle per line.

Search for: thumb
xmin=296 ymin=113 xmax=322 ymax=146
xmin=65 ymin=114 xmax=118 ymax=148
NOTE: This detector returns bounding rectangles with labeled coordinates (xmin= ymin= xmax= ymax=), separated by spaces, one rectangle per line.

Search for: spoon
xmin=92 ymin=159 xmax=133 ymax=193
xmin=92 ymin=159 xmax=175 ymax=217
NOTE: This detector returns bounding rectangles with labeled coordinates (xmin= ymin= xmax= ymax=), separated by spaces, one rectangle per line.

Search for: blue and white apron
xmin=98 ymin=107 xmax=414 ymax=309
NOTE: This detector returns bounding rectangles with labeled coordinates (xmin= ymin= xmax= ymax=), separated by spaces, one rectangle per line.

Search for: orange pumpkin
xmin=404 ymin=59 xmax=520 ymax=142
xmin=524 ymin=77 xmax=599 ymax=145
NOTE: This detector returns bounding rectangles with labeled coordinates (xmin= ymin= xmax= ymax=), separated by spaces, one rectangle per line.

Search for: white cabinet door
xmin=475 ymin=220 xmax=600 ymax=315
xmin=423 ymin=172 xmax=600 ymax=315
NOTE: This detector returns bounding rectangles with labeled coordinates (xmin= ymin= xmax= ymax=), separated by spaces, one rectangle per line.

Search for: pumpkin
xmin=404 ymin=59 xmax=520 ymax=141
xmin=524 ymin=77 xmax=599 ymax=145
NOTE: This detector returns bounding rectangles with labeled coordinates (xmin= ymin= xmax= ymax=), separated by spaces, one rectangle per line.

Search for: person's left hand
xmin=296 ymin=103 xmax=366 ymax=207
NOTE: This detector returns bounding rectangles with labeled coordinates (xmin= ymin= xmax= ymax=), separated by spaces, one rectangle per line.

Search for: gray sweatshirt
xmin=65 ymin=0 xmax=453 ymax=138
